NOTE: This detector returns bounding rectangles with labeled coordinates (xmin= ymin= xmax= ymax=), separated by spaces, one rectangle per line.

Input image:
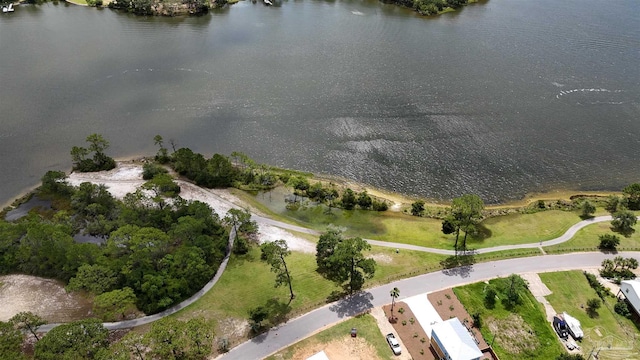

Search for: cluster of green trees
xmin=599 ymin=256 xmax=638 ymax=280
xmin=0 ymin=313 xmax=215 ymax=360
xmin=315 ymin=228 xmax=376 ymax=294
xmin=1 ymin=170 xmax=229 ymax=315
xmin=440 ymin=194 xmax=485 ymax=252
xmin=108 ymin=0 xmax=210 ymax=16
xmin=605 ymin=183 xmax=639 ymax=236
xmin=483 ymin=274 xmax=528 ymax=310
xmin=286 ymin=175 xmax=388 ymax=212
xmin=388 ymin=0 xmax=469 ymax=16
xmin=70 ymin=134 xmax=116 ymax=173
xmin=150 ymin=135 xmax=389 ymax=213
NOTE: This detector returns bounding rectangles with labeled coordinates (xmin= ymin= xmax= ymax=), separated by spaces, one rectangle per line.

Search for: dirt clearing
xmin=0 ymin=274 xmax=93 ymax=323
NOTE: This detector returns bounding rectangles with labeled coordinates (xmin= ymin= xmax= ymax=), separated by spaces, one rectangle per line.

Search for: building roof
xmin=306 ymin=350 xmax=330 ymax=360
xmin=404 ymin=294 xmax=443 ymax=339
xmin=621 ymin=280 xmax=640 ymax=314
xmin=431 ymin=318 xmax=483 ymax=360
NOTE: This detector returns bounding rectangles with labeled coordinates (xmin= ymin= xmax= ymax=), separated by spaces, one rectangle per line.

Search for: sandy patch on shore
xmin=67 ymin=163 xmax=316 ymax=253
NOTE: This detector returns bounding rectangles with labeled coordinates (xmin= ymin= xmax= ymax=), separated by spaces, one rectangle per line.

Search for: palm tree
xmin=389 ymin=287 xmax=400 ymax=322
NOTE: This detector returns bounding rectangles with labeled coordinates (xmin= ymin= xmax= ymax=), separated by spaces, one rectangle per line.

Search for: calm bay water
xmin=0 ymin=0 xmax=638 ymax=205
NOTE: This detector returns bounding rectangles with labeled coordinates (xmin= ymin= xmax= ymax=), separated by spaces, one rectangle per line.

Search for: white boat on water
xmin=2 ymin=3 xmax=15 ymax=13
xmin=562 ymin=312 xmax=584 ymax=340
xmin=263 ymin=0 xmax=272 ymax=5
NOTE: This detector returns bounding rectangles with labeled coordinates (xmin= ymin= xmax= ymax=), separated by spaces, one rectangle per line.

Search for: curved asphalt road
xmin=218 ymin=251 xmax=640 ymax=360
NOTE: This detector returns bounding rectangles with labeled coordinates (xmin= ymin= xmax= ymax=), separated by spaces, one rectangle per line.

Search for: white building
xmin=430 ymin=318 xmax=483 ymax=360
xmin=619 ymin=280 xmax=640 ymax=317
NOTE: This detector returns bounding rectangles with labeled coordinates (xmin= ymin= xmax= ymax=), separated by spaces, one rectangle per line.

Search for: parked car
xmin=386 ymin=333 xmax=402 ymax=355
xmin=553 ymin=315 xmax=569 ymax=340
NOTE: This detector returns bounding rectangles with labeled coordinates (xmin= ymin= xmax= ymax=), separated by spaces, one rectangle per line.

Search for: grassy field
xmin=454 ymin=278 xmax=564 ymax=360
xmin=545 ymin=221 xmax=640 ymax=254
xmin=173 ymin=244 xmax=448 ymax=347
xmin=237 ymin=188 xmax=587 ymax=250
xmin=265 ymin=313 xmax=393 ymax=360
xmin=539 ymin=271 xmax=640 ymax=359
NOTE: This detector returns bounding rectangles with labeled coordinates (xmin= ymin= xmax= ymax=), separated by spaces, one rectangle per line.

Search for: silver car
xmin=386 ymin=333 xmax=402 ymax=355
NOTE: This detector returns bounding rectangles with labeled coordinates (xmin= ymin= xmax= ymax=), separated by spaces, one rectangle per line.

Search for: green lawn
xmin=238 ymin=188 xmax=585 ymax=250
xmin=265 ymin=313 xmax=393 ymax=360
xmin=454 ymin=278 xmax=564 ymax=360
xmin=174 ymin=245 xmax=447 ymax=346
xmin=539 ymin=271 xmax=640 ymax=359
xmin=545 ymin=221 xmax=640 ymax=253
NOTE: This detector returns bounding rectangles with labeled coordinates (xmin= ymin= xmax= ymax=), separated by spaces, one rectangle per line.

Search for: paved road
xmin=218 ymin=251 xmax=640 ymax=360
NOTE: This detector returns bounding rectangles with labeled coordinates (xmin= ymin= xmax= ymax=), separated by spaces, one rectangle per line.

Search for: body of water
xmin=1 ymin=0 xmax=638 ymax=205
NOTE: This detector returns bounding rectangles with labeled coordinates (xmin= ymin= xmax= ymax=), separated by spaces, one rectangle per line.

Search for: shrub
xmin=586 ymin=298 xmax=601 ymax=318
xmin=484 ymin=285 xmax=497 ymax=309
xmin=398 ymin=307 xmax=405 ymax=314
xmin=402 ymin=320 xmax=407 ymax=326
xmin=471 ymin=312 xmax=482 ymax=329
xmin=614 ymin=300 xmax=632 ymax=318
xmin=142 ymin=163 xmax=168 ymax=180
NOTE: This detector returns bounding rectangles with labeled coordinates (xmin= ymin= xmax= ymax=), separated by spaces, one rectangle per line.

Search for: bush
xmin=614 ymin=300 xmax=632 ymax=318
xmin=142 ymin=163 xmax=168 ymax=180
xmin=586 ymin=298 xmax=601 ymax=317
xmin=484 ymin=285 xmax=497 ymax=309
xmin=471 ymin=312 xmax=482 ymax=329
xmin=372 ymin=200 xmax=389 ymax=211
xmin=598 ymin=234 xmax=621 ymax=251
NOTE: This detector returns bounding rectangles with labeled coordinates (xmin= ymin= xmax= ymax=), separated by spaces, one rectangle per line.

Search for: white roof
xmin=431 ymin=318 xmax=483 ymax=360
xmin=621 ymin=280 xmax=640 ymax=314
xmin=306 ymin=350 xmax=330 ymax=360
xmin=404 ymin=294 xmax=443 ymax=339
xmin=562 ymin=312 xmax=583 ymax=338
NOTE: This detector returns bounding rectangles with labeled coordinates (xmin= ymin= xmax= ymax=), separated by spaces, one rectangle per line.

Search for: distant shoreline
xmin=1 ymin=157 xmax=620 ymax=216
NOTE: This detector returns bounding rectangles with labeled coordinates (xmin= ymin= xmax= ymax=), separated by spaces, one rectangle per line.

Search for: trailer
xmin=562 ymin=312 xmax=584 ymax=340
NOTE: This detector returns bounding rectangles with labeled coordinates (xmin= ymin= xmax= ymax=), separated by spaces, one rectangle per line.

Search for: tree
xmin=224 ymin=208 xmax=257 ymax=254
xmin=0 ymin=321 xmax=24 ymax=360
xmin=154 ymin=135 xmax=170 ymax=164
xmin=623 ymin=183 xmax=640 ymax=210
xmin=586 ymin=298 xmax=601 ymax=318
xmin=484 ymin=285 xmax=497 ymax=309
xmin=261 ymin=240 xmax=295 ymax=303
xmin=248 ymin=306 xmax=269 ymax=332
xmin=611 ymin=210 xmax=637 ymax=236
xmin=451 ymin=194 xmax=484 ymax=251
xmin=93 ymin=287 xmax=138 ymax=322
xmin=411 ymin=200 xmax=425 ymax=217
xmin=580 ymin=200 xmax=596 ymax=219
xmin=598 ymin=234 xmax=621 ymax=251
xmin=9 ymin=311 xmax=46 ymax=341
xmin=40 ymin=170 xmax=73 ymax=196
xmin=341 ymin=188 xmax=357 ymax=210
xmin=316 ymin=232 xmax=376 ymax=294
xmin=142 ymin=317 xmax=214 ymax=359
xmin=316 ymin=227 xmax=343 ymax=273
xmin=389 ymin=287 xmax=400 ymax=321
xmin=605 ymin=195 xmax=625 ymax=214
xmin=34 ymin=318 xmax=108 ymax=360
xmin=67 ymin=264 xmax=118 ymax=295
xmin=71 ymin=134 xmax=116 ymax=172
xmin=357 ymin=191 xmax=372 ymax=210
xmin=500 ymin=274 xmax=527 ymax=308
xmin=97 ymin=332 xmax=145 ymax=360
